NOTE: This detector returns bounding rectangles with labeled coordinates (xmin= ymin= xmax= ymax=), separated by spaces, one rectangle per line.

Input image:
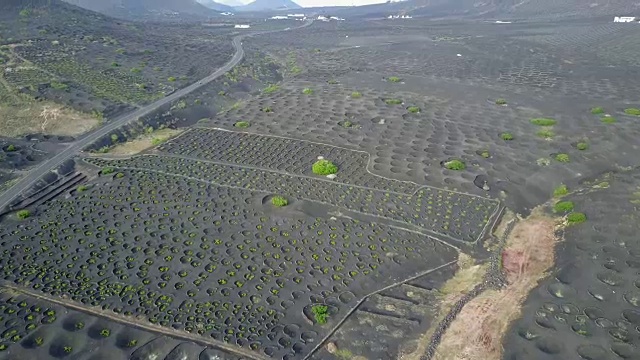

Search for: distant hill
xmin=195 ymin=0 xmax=235 ymax=12
xmin=237 ymin=0 xmax=301 ymax=12
xmin=62 ymin=0 xmax=227 ymax=19
xmin=334 ymin=0 xmax=637 ymax=20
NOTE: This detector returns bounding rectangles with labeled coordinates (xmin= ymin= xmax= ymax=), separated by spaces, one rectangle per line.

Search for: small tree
xmin=271 ymin=196 xmax=288 ymax=207
xmin=312 ymin=160 xmax=338 ymax=175
xmin=311 ymin=305 xmax=329 ymax=324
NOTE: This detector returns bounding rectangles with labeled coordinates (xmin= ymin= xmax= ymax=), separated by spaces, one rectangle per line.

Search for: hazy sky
xmin=295 ymin=0 xmax=387 ymax=6
xmin=229 ymin=0 xmax=387 ymax=6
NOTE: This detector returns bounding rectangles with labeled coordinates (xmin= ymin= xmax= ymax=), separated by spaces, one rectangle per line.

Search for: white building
xmin=613 ymin=16 xmax=636 ymax=22
xmin=234 ymin=24 xmax=250 ymax=29
xmin=288 ymin=14 xmax=305 ymax=18
xmin=271 ymin=16 xmax=289 ymax=20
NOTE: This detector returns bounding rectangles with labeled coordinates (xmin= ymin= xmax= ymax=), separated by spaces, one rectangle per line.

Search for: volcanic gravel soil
xmin=310 ymin=265 xmax=457 ymax=360
xmin=503 ymin=170 xmax=640 ymax=360
xmin=0 ymin=169 xmax=457 ymax=359
xmin=84 ymin=156 xmax=499 ymax=243
xmin=0 ymin=291 xmax=233 ymax=360
xmin=157 ymin=128 xmax=420 ymax=193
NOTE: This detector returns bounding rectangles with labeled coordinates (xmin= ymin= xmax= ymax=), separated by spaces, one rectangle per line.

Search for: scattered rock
xmin=326 ymin=174 xmax=337 ymax=180
xmin=326 ymin=342 xmax=338 ymax=354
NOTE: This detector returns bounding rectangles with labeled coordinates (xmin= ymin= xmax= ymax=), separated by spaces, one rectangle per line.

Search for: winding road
xmin=0 ymin=19 xmax=313 ymax=211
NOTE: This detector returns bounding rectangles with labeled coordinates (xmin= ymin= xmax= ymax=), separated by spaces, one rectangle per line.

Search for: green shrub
xmin=350 ymin=91 xmax=362 ymax=98
xmin=479 ymin=150 xmax=490 ymax=158
xmin=271 ymin=196 xmax=288 ymax=207
xmin=126 ymin=339 xmax=138 ymax=347
xmin=495 ymin=98 xmax=507 ymax=105
xmin=111 ymin=62 xmax=119 ymax=67
xmin=63 ymin=346 xmax=73 ymax=354
xmin=100 ymin=329 xmax=110 ymax=337
xmin=17 ymin=210 xmax=31 ymax=220
xmin=75 ymin=322 xmax=84 ymax=330
xmin=130 ymin=67 xmax=141 ymax=74
xmin=553 ymin=201 xmax=574 ymax=213
xmin=341 ymin=121 xmax=353 ymax=128
xmin=600 ymin=116 xmax=616 ymax=124
xmin=567 ymin=212 xmax=586 ymax=224
xmin=34 ymin=337 xmax=44 ymax=346
xmin=576 ymin=142 xmax=588 ymax=150
xmin=77 ymin=185 xmax=88 ymax=192
xmin=50 ymin=81 xmax=68 ymax=90
xmin=555 ymin=153 xmax=570 ymax=163
xmin=302 ymin=88 xmax=314 ymax=95
xmin=590 ymin=107 xmax=604 ymax=115
xmin=624 ymin=108 xmax=640 ymax=116
xmin=327 ymin=79 xmax=338 ymax=84
xmin=110 ymin=134 xmax=119 ymax=142
xmin=311 ymin=305 xmax=329 ymax=324
xmin=234 ymin=121 xmax=250 ymax=128
xmin=530 ymin=118 xmax=557 ymax=126
xmin=536 ymin=129 xmax=554 ymax=139
xmin=262 ymin=84 xmax=279 ymax=94
xmin=388 ymin=76 xmax=401 ymax=83
xmin=444 ymin=159 xmax=465 ymax=170
xmin=407 ymin=106 xmax=421 ymax=113
xmin=312 ymin=160 xmax=338 ymax=175
xmin=115 ymin=172 xmax=125 ymax=179
xmin=167 ymin=77 xmax=176 ymax=82
xmin=500 ymin=133 xmax=514 ymax=141
xmin=101 ymin=167 xmax=115 ymax=175
xmin=6 ymin=144 xmax=16 ymax=151
xmin=19 ymin=8 xmax=31 ymax=17
xmin=262 ymin=106 xmax=273 ymax=113
xmin=553 ymin=184 xmax=568 ymax=197
xmin=385 ymin=98 xmax=402 ymax=105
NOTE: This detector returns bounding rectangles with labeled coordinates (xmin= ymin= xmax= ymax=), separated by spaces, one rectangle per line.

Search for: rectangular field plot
xmin=85 ymin=155 xmax=500 ymax=243
xmin=156 ymin=128 xmax=421 ymax=194
xmin=0 ymin=169 xmax=457 ymax=360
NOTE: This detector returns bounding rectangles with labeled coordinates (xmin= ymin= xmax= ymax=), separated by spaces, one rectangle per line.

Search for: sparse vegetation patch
xmin=385 ymin=98 xmax=403 ymax=105
xmin=590 ymin=107 xmax=604 ymax=115
xmin=444 ymin=159 xmax=466 ymax=171
xmin=495 ymin=98 xmax=507 ymax=105
xmin=17 ymin=209 xmax=31 ymax=220
xmin=553 ymin=184 xmax=569 ymax=197
xmin=553 ymin=201 xmax=574 ymax=213
xmin=567 ymin=212 xmax=587 ymax=224
xmin=262 ymin=84 xmax=279 ymax=94
xmin=530 ymin=118 xmax=557 ymax=126
xmin=234 ymin=121 xmax=250 ymax=128
xmin=624 ymin=108 xmax=640 ymax=116
xmin=302 ymin=88 xmax=314 ymax=95
xmin=500 ymin=132 xmax=514 ymax=141
xmin=555 ymin=153 xmax=570 ymax=163
xmin=407 ymin=106 xmax=421 ymax=113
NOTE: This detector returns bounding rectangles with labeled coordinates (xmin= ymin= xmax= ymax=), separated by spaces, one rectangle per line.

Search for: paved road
xmin=0 ymin=20 xmax=312 ymax=211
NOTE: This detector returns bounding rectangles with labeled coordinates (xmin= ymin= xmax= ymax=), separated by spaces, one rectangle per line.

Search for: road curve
xmin=0 ymin=19 xmax=313 ymax=212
